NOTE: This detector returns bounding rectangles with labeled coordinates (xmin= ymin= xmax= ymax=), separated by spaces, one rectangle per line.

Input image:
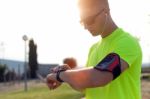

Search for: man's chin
xmin=88 ymin=29 xmax=99 ymax=36
xmin=90 ymin=32 xmax=99 ymax=36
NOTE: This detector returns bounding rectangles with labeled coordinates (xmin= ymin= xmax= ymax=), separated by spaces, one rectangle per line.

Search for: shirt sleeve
xmin=86 ymin=42 xmax=99 ymax=66
xmin=113 ymin=37 xmax=141 ymax=67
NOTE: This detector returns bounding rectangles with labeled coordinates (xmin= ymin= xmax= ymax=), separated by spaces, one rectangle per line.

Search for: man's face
xmin=80 ymin=8 xmax=105 ymax=26
xmin=79 ymin=1 xmax=107 ymax=36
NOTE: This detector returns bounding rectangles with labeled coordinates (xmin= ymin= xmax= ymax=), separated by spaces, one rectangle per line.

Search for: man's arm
xmin=59 ymin=58 xmax=128 ymax=91
xmin=46 ymin=52 xmax=129 ymax=91
xmin=60 ymin=67 xmax=112 ymax=91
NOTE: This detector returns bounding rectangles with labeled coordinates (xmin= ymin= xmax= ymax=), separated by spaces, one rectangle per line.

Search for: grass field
xmin=0 ymin=82 xmax=84 ymax=99
xmin=0 ymin=79 xmax=150 ymax=99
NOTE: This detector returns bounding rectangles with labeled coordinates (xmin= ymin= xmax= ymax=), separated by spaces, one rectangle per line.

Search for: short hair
xmin=78 ymin=0 xmax=109 ymax=9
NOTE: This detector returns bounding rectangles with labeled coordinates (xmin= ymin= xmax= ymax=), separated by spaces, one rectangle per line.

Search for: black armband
xmin=94 ymin=53 xmax=121 ymax=79
xmin=56 ymin=70 xmax=66 ymax=82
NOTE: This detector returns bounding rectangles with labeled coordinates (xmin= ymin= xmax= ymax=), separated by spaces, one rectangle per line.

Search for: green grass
xmin=0 ymin=83 xmax=84 ymax=99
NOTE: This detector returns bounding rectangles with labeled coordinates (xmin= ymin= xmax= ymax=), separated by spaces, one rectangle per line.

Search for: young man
xmin=46 ymin=0 xmax=142 ymax=99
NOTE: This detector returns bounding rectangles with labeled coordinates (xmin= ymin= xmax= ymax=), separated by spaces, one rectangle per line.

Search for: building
xmin=0 ymin=59 xmax=59 ymax=77
xmin=37 ymin=64 xmax=58 ymax=77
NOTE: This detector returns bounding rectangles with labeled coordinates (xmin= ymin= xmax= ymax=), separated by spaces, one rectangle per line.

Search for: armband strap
xmin=56 ymin=70 xmax=66 ymax=82
xmin=94 ymin=53 xmax=121 ymax=79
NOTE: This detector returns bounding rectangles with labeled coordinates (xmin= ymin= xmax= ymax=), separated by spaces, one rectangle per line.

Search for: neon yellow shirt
xmin=86 ymin=28 xmax=142 ymax=99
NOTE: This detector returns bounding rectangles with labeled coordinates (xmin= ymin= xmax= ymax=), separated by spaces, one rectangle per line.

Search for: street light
xmin=0 ymin=42 xmax=5 ymax=64
xmin=22 ymin=35 xmax=28 ymax=92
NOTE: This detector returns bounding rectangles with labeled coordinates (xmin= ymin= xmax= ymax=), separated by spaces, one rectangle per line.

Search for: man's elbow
xmin=70 ymin=76 xmax=113 ymax=91
xmin=69 ymin=82 xmax=85 ymax=91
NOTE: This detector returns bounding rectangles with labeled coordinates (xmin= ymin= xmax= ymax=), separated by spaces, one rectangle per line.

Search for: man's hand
xmin=46 ymin=73 xmax=61 ymax=90
xmin=46 ymin=64 xmax=70 ymax=89
xmin=46 ymin=64 xmax=71 ymax=90
xmin=51 ymin=64 xmax=71 ymax=73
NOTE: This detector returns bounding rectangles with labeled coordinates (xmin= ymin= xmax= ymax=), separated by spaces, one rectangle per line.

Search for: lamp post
xmin=0 ymin=42 xmax=5 ymax=64
xmin=22 ymin=35 xmax=28 ymax=92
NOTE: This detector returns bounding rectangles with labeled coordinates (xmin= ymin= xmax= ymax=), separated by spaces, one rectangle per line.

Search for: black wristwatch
xmin=56 ymin=70 xmax=66 ymax=82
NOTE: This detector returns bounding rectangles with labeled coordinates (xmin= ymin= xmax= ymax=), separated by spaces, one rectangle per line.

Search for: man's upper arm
xmin=91 ymin=53 xmax=129 ymax=87
xmin=120 ymin=58 xmax=129 ymax=72
xmin=94 ymin=53 xmax=122 ymax=80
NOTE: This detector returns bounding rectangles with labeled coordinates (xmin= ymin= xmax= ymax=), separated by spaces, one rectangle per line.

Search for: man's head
xmin=78 ymin=0 xmax=109 ymax=10
xmin=78 ymin=0 xmax=111 ymax=36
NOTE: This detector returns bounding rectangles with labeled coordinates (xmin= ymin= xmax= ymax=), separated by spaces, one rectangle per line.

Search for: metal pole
xmin=24 ymin=40 xmax=27 ymax=91
xmin=23 ymin=35 xmax=28 ymax=92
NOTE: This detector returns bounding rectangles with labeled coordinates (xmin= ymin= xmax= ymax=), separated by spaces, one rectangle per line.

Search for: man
xmin=46 ymin=0 xmax=142 ymax=99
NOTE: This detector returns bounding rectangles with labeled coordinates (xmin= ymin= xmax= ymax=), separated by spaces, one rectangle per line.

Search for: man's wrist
xmin=56 ymin=70 xmax=66 ymax=82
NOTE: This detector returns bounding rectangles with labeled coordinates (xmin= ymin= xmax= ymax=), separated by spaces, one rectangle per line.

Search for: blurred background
xmin=0 ymin=0 xmax=150 ymax=99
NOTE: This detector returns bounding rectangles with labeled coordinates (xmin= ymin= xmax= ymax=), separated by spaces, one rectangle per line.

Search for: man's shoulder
xmin=115 ymin=29 xmax=139 ymax=45
xmin=114 ymin=29 xmax=142 ymax=55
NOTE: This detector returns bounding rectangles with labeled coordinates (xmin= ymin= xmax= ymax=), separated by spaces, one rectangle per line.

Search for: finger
xmin=46 ymin=74 xmax=60 ymax=90
xmin=61 ymin=64 xmax=71 ymax=70
xmin=52 ymin=65 xmax=70 ymax=73
xmin=49 ymin=82 xmax=58 ymax=90
xmin=47 ymin=82 xmax=59 ymax=90
xmin=46 ymin=77 xmax=55 ymax=89
xmin=47 ymin=82 xmax=54 ymax=90
xmin=53 ymin=66 xmax=65 ymax=72
xmin=50 ymin=67 xmax=57 ymax=73
xmin=53 ymin=82 xmax=61 ymax=89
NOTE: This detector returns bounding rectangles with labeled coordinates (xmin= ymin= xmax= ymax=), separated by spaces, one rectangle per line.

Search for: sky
xmin=0 ymin=0 xmax=150 ymax=66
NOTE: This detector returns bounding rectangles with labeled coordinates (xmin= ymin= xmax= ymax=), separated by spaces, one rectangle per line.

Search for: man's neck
xmin=101 ymin=21 xmax=118 ymax=38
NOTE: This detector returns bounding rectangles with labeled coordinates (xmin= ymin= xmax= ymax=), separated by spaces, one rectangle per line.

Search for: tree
xmin=0 ymin=64 xmax=7 ymax=82
xmin=5 ymin=68 xmax=17 ymax=82
xmin=28 ymin=39 xmax=38 ymax=79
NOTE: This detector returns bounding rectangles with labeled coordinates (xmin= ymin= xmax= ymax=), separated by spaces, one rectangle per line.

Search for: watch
xmin=56 ymin=70 xmax=66 ymax=82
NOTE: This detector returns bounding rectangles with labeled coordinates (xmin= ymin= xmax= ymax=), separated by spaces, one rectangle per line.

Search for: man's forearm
xmin=59 ymin=67 xmax=113 ymax=91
